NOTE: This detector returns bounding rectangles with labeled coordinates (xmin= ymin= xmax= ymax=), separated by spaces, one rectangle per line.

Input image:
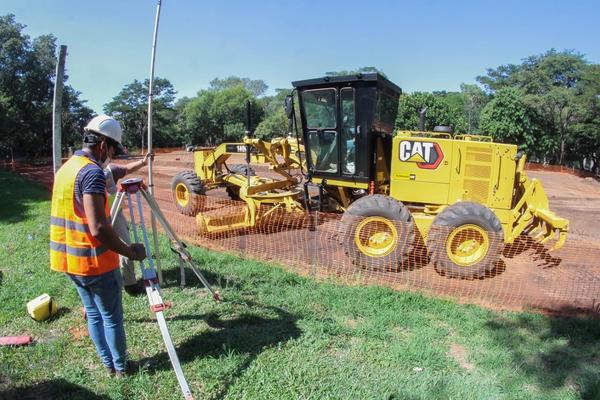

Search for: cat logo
xmin=399 ymin=141 xmax=444 ymax=169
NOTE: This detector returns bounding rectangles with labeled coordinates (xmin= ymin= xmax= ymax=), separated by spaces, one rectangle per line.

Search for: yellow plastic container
xmin=26 ymin=293 xmax=57 ymax=321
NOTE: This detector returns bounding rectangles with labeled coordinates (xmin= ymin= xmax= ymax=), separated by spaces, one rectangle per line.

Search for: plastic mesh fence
xmin=120 ymin=172 xmax=600 ymax=315
xmin=5 ymin=152 xmax=600 ymax=315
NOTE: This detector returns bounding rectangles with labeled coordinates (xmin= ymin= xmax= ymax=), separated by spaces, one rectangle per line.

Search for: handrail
xmin=454 ymin=134 xmax=493 ymax=142
xmin=396 ymin=130 xmax=452 ymax=139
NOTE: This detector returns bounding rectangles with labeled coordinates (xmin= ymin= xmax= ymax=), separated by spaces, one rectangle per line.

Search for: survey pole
xmin=147 ymin=0 xmax=163 ymax=283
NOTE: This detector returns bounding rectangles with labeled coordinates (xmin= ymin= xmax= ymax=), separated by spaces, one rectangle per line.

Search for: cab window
xmin=302 ymin=89 xmax=336 ymax=129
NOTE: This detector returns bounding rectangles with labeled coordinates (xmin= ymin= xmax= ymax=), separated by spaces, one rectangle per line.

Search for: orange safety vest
xmin=50 ymin=155 xmax=119 ymax=276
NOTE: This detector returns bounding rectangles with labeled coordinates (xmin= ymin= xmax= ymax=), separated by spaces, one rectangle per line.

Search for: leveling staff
xmin=49 ymin=115 xmax=146 ymax=376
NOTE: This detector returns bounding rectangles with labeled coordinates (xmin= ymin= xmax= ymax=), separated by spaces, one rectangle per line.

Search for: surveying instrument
xmin=110 ymin=177 xmax=220 ymax=400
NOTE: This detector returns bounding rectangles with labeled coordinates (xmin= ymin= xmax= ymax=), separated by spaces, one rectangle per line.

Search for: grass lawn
xmin=1 ymin=168 xmax=600 ymax=400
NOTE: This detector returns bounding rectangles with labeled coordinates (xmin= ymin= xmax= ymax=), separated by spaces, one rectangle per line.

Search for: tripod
xmin=110 ymin=177 xmax=220 ymax=400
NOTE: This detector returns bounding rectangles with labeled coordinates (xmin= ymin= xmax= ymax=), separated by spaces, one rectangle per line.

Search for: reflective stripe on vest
xmin=50 ymin=155 xmax=119 ymax=276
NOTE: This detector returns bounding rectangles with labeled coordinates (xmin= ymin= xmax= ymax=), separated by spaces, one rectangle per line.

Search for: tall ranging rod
xmin=147 ymin=0 xmax=163 ymax=283
xmin=245 ymin=100 xmax=252 ymax=186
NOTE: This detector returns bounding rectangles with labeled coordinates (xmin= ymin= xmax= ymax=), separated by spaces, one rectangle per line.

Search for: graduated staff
xmin=49 ymin=115 xmax=146 ymax=376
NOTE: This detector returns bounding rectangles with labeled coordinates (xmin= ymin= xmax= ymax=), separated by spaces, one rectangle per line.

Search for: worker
xmin=104 ymin=152 xmax=153 ymax=296
xmin=50 ymin=115 xmax=146 ymax=377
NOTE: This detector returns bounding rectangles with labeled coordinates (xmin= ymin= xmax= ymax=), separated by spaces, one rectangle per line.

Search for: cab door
xmin=302 ymin=88 xmax=339 ymax=175
xmin=340 ymin=87 xmax=356 ymax=176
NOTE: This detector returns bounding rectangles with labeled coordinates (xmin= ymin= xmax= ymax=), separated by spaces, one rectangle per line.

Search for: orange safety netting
xmin=122 ymin=185 xmax=600 ymax=316
xmin=5 ymin=151 xmax=600 ymax=315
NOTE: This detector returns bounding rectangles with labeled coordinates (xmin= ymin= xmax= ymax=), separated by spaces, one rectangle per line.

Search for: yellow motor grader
xmin=172 ymin=73 xmax=569 ymax=278
xmin=171 ymin=135 xmax=306 ymax=233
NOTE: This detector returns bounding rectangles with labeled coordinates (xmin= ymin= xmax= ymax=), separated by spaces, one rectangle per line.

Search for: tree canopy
xmin=179 ymin=85 xmax=264 ymax=146
xmin=478 ymin=49 xmax=598 ymax=165
xmin=396 ymin=92 xmax=467 ymax=133
xmin=0 ymin=14 xmax=92 ymax=159
xmin=103 ymin=77 xmax=179 ymax=150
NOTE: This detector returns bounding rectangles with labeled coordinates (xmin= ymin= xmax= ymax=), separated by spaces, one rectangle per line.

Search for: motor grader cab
xmin=291 ymin=73 xmax=401 ymax=209
xmin=291 ymin=74 xmax=569 ymax=278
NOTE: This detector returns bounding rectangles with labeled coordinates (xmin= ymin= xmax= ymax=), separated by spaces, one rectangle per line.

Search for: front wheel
xmin=427 ymin=202 xmax=504 ymax=279
xmin=171 ymin=170 xmax=206 ymax=216
xmin=340 ymin=195 xmax=415 ymax=271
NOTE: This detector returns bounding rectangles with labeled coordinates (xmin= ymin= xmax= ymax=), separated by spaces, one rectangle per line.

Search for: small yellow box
xmin=26 ymin=293 xmax=57 ymax=321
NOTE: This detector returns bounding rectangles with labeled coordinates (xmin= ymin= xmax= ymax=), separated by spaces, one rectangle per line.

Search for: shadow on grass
xmin=0 ymin=170 xmax=49 ymax=224
xmin=137 ymin=302 xmax=301 ymax=399
xmin=0 ymin=378 xmax=110 ymax=400
xmin=158 ymin=262 xmax=245 ymax=291
xmin=485 ymin=309 xmax=600 ymax=398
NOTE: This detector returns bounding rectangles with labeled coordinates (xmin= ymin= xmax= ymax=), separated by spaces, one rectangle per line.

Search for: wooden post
xmin=52 ymin=45 xmax=67 ymax=174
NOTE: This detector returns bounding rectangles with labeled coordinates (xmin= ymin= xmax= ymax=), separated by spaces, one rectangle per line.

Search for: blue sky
xmin=2 ymin=0 xmax=599 ymax=113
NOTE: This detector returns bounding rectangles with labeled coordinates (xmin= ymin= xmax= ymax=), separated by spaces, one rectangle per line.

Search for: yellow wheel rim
xmin=175 ymin=183 xmax=189 ymax=207
xmin=354 ymin=216 xmax=398 ymax=258
xmin=446 ymin=224 xmax=490 ymax=267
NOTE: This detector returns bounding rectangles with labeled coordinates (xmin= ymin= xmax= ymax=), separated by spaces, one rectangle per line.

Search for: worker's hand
xmin=128 ymin=243 xmax=147 ymax=261
xmin=142 ymin=152 xmax=154 ymax=166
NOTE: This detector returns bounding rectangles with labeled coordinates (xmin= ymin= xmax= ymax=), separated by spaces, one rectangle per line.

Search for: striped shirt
xmin=73 ymin=150 xmax=106 ymax=218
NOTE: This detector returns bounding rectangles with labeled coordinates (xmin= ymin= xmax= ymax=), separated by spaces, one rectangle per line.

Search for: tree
xmin=0 ymin=14 xmax=91 ymax=159
xmin=255 ymin=88 xmax=291 ymax=140
xmin=460 ymin=84 xmax=489 ymax=133
xmin=103 ymin=77 xmax=180 ymax=150
xmin=61 ymin=86 xmax=94 ymax=149
xmin=255 ymin=108 xmax=288 ymax=140
xmin=568 ymin=64 xmax=600 ymax=172
xmin=209 ymin=76 xmax=268 ymax=97
xmin=395 ymin=92 xmax=467 ymax=133
xmin=478 ymin=49 xmax=590 ymax=164
xmin=180 ymin=85 xmax=263 ymax=146
xmin=479 ymin=87 xmax=539 ymax=156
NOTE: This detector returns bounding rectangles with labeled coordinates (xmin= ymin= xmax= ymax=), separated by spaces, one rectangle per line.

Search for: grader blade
xmin=196 ymin=209 xmax=248 ymax=235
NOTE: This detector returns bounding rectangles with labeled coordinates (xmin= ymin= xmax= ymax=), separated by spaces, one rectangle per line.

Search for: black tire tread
xmin=428 ymin=201 xmax=503 ymax=279
xmin=341 ymin=195 xmax=415 ymax=270
xmin=228 ymin=164 xmax=256 ymax=176
xmin=226 ymin=186 xmax=241 ymax=201
xmin=171 ymin=170 xmax=205 ymax=216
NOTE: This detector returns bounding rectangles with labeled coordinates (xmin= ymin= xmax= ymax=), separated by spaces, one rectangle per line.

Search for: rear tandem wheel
xmin=427 ymin=201 xmax=504 ymax=279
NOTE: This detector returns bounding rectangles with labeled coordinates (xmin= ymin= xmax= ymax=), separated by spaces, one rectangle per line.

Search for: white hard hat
xmin=84 ymin=115 xmax=123 ymax=145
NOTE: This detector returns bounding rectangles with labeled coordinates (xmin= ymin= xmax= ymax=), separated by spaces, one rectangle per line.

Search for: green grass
xmin=1 ymin=169 xmax=600 ymax=400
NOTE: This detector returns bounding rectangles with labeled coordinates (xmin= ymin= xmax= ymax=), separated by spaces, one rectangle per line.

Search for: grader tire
xmin=171 ymin=170 xmax=205 ymax=216
xmin=427 ymin=202 xmax=503 ymax=279
xmin=340 ymin=195 xmax=415 ymax=271
xmin=226 ymin=164 xmax=256 ymax=200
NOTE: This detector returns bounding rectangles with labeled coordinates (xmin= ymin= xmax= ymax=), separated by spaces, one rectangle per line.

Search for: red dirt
xmin=6 ymin=150 xmax=600 ymax=315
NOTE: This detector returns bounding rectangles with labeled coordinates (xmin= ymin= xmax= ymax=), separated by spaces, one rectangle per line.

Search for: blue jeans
xmin=68 ymin=268 xmax=128 ymax=371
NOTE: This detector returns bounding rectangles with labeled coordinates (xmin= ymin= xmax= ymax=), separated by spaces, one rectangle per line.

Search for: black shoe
xmin=115 ymin=360 xmax=140 ymax=378
xmin=124 ymin=281 xmax=145 ymax=296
